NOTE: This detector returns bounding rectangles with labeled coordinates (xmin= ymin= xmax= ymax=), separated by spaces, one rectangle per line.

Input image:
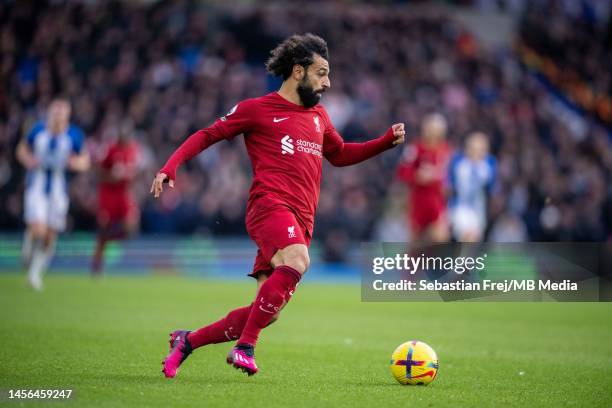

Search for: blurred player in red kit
xmin=91 ymin=121 xmax=140 ymax=275
xmin=151 ymin=34 xmax=405 ymax=377
xmin=396 ymin=113 xmax=451 ymax=243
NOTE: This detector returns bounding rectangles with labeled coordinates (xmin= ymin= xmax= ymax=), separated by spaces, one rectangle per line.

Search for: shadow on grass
xmin=344 ymin=381 xmax=401 ymax=388
xmin=83 ymin=371 xmax=279 ymax=387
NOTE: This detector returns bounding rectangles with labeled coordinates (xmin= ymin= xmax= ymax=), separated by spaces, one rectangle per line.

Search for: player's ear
xmin=292 ymin=64 xmax=305 ymax=80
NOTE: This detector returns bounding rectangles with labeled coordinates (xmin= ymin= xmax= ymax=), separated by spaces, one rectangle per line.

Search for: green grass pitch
xmin=0 ymin=273 xmax=611 ymax=407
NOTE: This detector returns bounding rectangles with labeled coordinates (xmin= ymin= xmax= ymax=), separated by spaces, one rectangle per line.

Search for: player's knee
xmin=43 ymin=232 xmax=57 ymax=249
xmin=126 ymin=222 xmax=138 ymax=236
xmin=31 ymin=230 xmax=43 ymax=241
xmin=431 ymin=224 xmax=449 ymax=243
xmin=272 ymin=245 xmax=310 ymax=274
xmin=285 ymin=250 xmax=309 ymax=274
xmin=30 ymin=224 xmax=47 ymax=240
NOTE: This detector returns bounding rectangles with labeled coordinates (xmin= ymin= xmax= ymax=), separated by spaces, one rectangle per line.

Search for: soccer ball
xmin=390 ymin=340 xmax=439 ymax=385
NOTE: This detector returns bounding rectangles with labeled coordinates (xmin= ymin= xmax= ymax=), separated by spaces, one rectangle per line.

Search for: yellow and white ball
xmin=390 ymin=341 xmax=439 ymax=385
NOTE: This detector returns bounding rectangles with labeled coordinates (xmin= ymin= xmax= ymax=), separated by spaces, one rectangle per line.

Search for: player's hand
xmin=391 ymin=123 xmax=405 ymax=145
xmin=68 ymin=153 xmax=90 ymax=172
xmin=23 ymin=156 xmax=40 ymax=170
xmin=150 ymin=172 xmax=174 ymax=198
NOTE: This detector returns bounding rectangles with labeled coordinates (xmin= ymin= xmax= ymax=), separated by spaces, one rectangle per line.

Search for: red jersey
xmin=397 ymin=140 xmax=450 ymax=192
xmin=99 ymin=140 xmax=139 ymax=198
xmin=160 ymin=92 xmax=397 ymax=235
xmin=396 ymin=140 xmax=451 ymax=230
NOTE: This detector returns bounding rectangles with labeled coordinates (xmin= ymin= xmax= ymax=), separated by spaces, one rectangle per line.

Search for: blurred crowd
xmin=519 ymin=0 xmax=612 ymax=126
xmin=0 ymin=1 xmax=610 ymax=257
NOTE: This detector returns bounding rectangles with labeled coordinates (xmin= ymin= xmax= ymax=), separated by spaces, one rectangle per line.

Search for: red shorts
xmin=98 ymin=193 xmax=139 ymax=226
xmin=245 ymin=198 xmax=311 ymax=278
xmin=410 ymin=197 xmax=446 ymax=233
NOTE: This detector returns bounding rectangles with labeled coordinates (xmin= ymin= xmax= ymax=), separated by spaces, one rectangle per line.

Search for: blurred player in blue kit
xmin=16 ymin=98 xmax=90 ymax=290
xmin=448 ymin=132 xmax=496 ymax=242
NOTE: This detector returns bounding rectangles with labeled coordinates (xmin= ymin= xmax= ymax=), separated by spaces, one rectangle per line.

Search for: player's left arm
xmin=323 ymin=119 xmax=405 ymax=167
xmin=67 ymin=125 xmax=90 ymax=172
xmin=16 ymin=122 xmax=44 ymax=170
xmin=151 ymin=99 xmax=257 ymax=197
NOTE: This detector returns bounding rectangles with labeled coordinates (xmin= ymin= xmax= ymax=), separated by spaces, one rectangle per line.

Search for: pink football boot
xmin=227 ymin=345 xmax=258 ymax=376
xmin=162 ymin=330 xmax=192 ymax=378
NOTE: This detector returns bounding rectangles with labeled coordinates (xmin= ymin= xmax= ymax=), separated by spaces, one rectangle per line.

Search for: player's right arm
xmin=16 ymin=123 xmax=43 ymax=170
xmin=151 ymin=100 xmax=256 ymax=198
xmin=16 ymin=140 xmax=38 ymax=170
xmin=321 ymin=107 xmax=404 ymax=167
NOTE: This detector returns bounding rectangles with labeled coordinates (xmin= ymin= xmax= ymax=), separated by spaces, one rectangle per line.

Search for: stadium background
xmin=1 ymin=0 xmax=611 ymax=250
xmin=0 ymin=1 xmax=611 ymax=407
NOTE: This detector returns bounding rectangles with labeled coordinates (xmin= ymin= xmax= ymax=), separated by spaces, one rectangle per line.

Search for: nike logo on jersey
xmin=273 ymin=117 xmax=289 ymax=122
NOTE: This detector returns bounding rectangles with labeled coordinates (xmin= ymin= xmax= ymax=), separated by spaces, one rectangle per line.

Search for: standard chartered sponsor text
xmin=296 ymin=139 xmax=322 ymax=157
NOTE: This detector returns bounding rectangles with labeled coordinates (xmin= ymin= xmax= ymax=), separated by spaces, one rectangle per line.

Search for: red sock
xmin=238 ymin=265 xmax=301 ymax=347
xmin=187 ymin=305 xmax=252 ymax=349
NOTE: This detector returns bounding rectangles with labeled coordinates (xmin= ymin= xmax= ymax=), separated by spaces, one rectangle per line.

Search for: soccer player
xmin=91 ymin=120 xmax=141 ymax=275
xmin=448 ymin=132 xmax=496 ymax=242
xmin=151 ymin=34 xmax=405 ymax=377
xmin=396 ymin=113 xmax=451 ymax=243
xmin=16 ymin=98 xmax=90 ymax=291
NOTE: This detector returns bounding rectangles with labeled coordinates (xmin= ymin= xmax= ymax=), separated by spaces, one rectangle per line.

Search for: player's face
xmin=48 ymin=100 xmax=71 ymax=134
xmin=297 ymin=54 xmax=330 ymax=108
xmin=118 ymin=121 xmax=134 ymax=143
xmin=466 ymin=133 xmax=489 ymax=161
xmin=422 ymin=114 xmax=447 ymax=145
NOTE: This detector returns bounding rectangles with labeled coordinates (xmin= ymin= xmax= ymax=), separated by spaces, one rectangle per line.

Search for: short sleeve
xmin=68 ymin=125 xmax=85 ymax=153
xmin=210 ymin=99 xmax=258 ymax=140
xmin=26 ymin=122 xmax=44 ymax=148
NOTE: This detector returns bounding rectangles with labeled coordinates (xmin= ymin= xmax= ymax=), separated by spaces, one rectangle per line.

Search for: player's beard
xmin=297 ymin=74 xmax=323 ymax=108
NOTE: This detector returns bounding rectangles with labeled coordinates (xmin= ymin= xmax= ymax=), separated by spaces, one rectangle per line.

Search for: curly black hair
xmin=266 ymin=33 xmax=329 ymax=80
